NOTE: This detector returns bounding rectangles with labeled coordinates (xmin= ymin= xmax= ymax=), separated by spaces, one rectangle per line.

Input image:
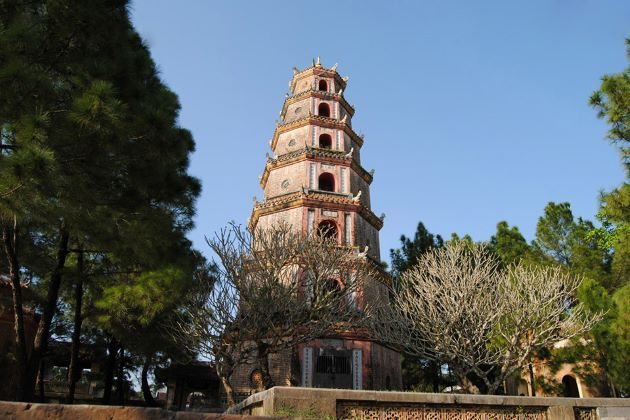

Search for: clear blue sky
xmin=130 ymin=1 xmax=628 ymax=264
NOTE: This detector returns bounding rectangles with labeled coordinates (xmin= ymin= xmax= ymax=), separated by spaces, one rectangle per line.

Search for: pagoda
xmin=242 ymin=59 xmax=401 ymax=392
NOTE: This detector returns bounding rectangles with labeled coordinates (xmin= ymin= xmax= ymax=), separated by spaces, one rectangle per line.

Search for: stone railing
xmin=227 ymin=386 xmax=630 ymax=420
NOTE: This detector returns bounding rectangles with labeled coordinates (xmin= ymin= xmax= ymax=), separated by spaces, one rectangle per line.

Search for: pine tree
xmin=0 ymin=0 xmax=201 ymax=401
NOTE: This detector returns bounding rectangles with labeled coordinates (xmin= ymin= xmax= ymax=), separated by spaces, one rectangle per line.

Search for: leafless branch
xmin=369 ymin=241 xmax=602 ymax=394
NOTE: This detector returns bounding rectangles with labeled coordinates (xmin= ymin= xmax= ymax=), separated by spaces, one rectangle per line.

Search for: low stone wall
xmin=0 ymin=401 xmax=283 ymax=419
xmin=228 ymin=386 xmax=630 ymax=419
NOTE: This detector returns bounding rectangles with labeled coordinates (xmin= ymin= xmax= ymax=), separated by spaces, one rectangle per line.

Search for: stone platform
xmin=228 ymin=386 xmax=630 ymax=419
xmin=0 ymin=401 xmax=283 ymax=419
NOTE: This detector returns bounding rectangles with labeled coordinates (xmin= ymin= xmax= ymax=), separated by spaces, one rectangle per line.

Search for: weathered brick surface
xmin=229 ymin=349 xmax=293 ymax=396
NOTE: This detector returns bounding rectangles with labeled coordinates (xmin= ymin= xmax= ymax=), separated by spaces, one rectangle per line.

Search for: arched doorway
xmin=318 ymin=103 xmax=330 ymax=117
xmin=319 ymin=134 xmax=332 ymax=149
xmin=562 ymin=375 xmax=580 ymax=397
xmin=318 ymin=173 xmax=335 ymax=192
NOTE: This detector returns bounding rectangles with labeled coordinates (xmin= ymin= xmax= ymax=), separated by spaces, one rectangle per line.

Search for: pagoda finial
xmin=316 ymin=56 xmax=322 ymax=67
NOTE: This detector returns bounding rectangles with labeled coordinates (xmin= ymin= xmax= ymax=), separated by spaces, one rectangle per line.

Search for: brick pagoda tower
xmin=246 ymin=59 xmax=401 ymax=392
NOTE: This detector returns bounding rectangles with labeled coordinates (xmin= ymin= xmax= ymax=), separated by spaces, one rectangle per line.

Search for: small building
xmin=154 ymin=362 xmax=222 ymax=411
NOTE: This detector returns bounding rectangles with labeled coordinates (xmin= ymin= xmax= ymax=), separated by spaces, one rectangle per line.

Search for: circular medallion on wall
xmin=250 ymin=369 xmax=264 ymax=390
xmin=281 ymin=179 xmax=290 ymax=190
xmin=294 ymin=107 xmax=302 ymax=115
xmin=288 ymin=139 xmax=296 ymax=147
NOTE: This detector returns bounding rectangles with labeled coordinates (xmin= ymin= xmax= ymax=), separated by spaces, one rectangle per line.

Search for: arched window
xmin=319 ymin=134 xmax=332 ymax=149
xmin=318 ymin=220 xmax=338 ymax=240
xmin=318 ymin=173 xmax=335 ymax=192
xmin=318 ymin=79 xmax=328 ymax=92
xmin=318 ymin=103 xmax=330 ymax=117
xmin=562 ymin=375 xmax=580 ymax=398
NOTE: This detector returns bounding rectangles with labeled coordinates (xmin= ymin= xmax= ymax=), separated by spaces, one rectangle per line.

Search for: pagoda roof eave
xmin=259 ymin=147 xmax=373 ymax=189
xmin=249 ymin=190 xmax=384 ymax=232
xmin=289 ymin=66 xmax=347 ymax=93
xmin=280 ymin=89 xmax=355 ymax=120
xmin=270 ymin=116 xmax=364 ymax=151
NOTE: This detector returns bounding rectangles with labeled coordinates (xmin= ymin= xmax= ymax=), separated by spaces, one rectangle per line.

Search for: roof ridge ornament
xmin=331 ymin=63 xmax=338 ymax=71
xmin=357 ymin=245 xmax=369 ymax=258
xmin=316 ymin=56 xmax=322 ymax=67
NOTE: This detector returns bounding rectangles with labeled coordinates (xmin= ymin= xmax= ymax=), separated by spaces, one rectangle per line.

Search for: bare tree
xmin=371 ymin=241 xmax=601 ymax=394
xmin=169 ymin=223 xmax=378 ymax=406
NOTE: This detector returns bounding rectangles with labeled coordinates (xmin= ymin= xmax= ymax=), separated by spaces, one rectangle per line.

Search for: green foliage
xmin=590 ymin=38 xmax=630 ymax=171
xmin=489 ymin=221 xmax=537 ymax=267
xmin=608 ymin=284 xmax=630 ymax=390
xmin=585 ymin=38 xmax=630 ymax=394
xmin=96 ymin=267 xmax=187 ymax=328
xmin=533 ymin=202 xmax=575 ymax=265
xmin=533 ymin=202 xmax=612 ymax=286
xmin=390 ymin=222 xmax=443 ymax=279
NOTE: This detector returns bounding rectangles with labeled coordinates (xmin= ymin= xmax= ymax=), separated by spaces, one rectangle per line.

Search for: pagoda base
xmin=229 ymin=337 xmax=401 ymax=396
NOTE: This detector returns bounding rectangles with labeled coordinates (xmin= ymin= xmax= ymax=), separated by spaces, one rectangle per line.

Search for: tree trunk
xmin=219 ymin=372 xmax=235 ymax=407
xmin=256 ymin=342 xmax=274 ymax=390
xmin=2 ymin=217 xmax=29 ymax=401
xmin=216 ymin=360 xmax=235 ymax=408
xmin=430 ymin=361 xmax=441 ymax=393
xmin=452 ymin=363 xmax=476 ymax=394
xmin=103 ymin=337 xmax=118 ymax=405
xmin=141 ymin=354 xmax=157 ymax=407
xmin=528 ymin=361 xmax=536 ymax=396
xmin=67 ymin=248 xmax=85 ymax=404
xmin=117 ymin=347 xmax=125 ymax=405
xmin=36 ymin=359 xmax=45 ymax=402
xmin=27 ymin=220 xmax=69 ymax=399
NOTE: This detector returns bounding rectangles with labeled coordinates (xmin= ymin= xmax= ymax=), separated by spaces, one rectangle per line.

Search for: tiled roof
xmin=259 ymin=146 xmax=373 ymax=189
xmin=280 ymin=89 xmax=355 ymax=119
xmin=250 ymin=189 xmax=383 ymax=232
